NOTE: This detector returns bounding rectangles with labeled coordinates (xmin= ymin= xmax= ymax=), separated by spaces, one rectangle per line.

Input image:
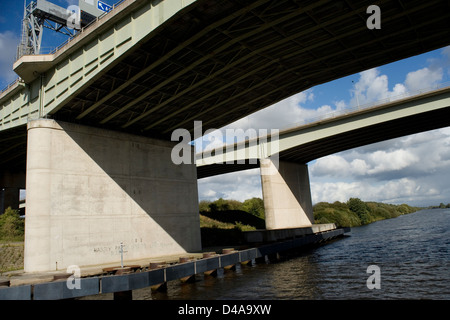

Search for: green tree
xmin=0 ymin=207 xmax=24 ymax=240
xmin=397 ymin=204 xmax=412 ymax=214
xmin=199 ymin=200 xmax=212 ymax=213
xmin=212 ymin=198 xmax=230 ymax=211
xmin=208 ymin=202 xmax=218 ymax=212
xmin=226 ymin=199 xmax=243 ymax=211
xmin=242 ymin=197 xmax=265 ymax=219
xmin=347 ymin=198 xmax=370 ymax=225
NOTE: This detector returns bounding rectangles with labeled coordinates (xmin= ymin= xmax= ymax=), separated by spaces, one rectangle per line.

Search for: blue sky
xmin=292 ymin=50 xmax=450 ymax=117
xmin=1 ymin=1 xmax=450 ymax=207
xmin=198 ymin=47 xmax=450 ymax=207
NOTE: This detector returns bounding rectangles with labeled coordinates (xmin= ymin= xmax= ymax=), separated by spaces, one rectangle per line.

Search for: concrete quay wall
xmin=0 ymin=227 xmax=349 ymax=300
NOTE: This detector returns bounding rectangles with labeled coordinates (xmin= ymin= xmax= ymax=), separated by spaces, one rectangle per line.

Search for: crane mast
xmin=17 ymin=0 xmax=110 ymax=58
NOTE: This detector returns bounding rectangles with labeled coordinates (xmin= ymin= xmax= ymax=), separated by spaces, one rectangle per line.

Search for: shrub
xmin=347 ymin=198 xmax=370 ymax=225
xmin=199 ymin=200 xmax=212 ymax=213
xmin=242 ymin=197 xmax=265 ymax=219
xmin=0 ymin=207 xmax=24 ymax=241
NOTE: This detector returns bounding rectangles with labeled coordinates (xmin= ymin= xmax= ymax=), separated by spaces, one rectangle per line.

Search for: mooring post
xmin=120 ymin=242 xmax=126 ymax=268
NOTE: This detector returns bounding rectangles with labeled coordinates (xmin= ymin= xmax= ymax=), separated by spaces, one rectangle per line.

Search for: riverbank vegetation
xmin=313 ymin=198 xmax=420 ymax=227
xmin=199 ymin=198 xmax=265 ymax=246
xmin=199 ymin=197 xmax=421 ymax=230
xmin=428 ymin=203 xmax=450 ymax=209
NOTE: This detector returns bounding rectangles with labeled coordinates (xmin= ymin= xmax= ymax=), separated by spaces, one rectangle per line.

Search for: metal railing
xmin=0 ymin=78 xmax=21 ymax=97
xmin=45 ymin=0 xmax=128 ymax=57
xmin=2 ymin=0 xmax=449 ymax=132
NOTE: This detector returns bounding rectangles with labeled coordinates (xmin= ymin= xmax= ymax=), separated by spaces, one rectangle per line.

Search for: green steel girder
xmin=2 ymin=0 xmax=450 ymax=172
xmin=196 ymin=86 xmax=450 ymax=178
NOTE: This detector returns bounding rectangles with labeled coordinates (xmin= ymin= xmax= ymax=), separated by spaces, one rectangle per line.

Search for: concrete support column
xmin=25 ymin=119 xmax=201 ymax=272
xmin=260 ymin=159 xmax=313 ymax=229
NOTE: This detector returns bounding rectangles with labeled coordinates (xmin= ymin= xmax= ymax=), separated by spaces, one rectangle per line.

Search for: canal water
xmin=147 ymin=208 xmax=449 ymax=300
xmin=88 ymin=208 xmax=450 ymax=300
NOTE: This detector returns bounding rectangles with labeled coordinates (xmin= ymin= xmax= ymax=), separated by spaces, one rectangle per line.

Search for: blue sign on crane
xmin=97 ymin=0 xmax=112 ymax=13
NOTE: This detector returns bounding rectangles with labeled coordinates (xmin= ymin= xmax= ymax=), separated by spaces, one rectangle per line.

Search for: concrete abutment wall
xmin=24 ymin=119 xmax=201 ymax=272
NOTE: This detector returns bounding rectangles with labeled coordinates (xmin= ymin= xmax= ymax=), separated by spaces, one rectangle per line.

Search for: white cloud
xmin=350 ymin=68 xmax=411 ymax=108
xmin=310 ymin=155 xmax=351 ymax=178
xmin=311 ymin=181 xmax=364 ymax=203
xmin=404 ymin=67 xmax=443 ymax=92
xmin=198 ymin=169 xmax=262 ymax=202
xmin=366 ymin=149 xmax=419 ymax=175
xmin=198 ymin=89 xmax=320 ymax=152
xmin=198 ymin=47 xmax=450 ymax=207
xmin=225 ymin=88 xmax=344 ymax=131
xmin=311 ymin=175 xmax=446 ymax=206
xmin=310 ymin=127 xmax=450 ymax=205
xmin=198 ymin=88 xmax=350 ymax=153
xmin=225 ymin=92 xmax=305 ymax=131
xmin=392 ymin=83 xmax=407 ymax=96
xmin=334 ymin=100 xmax=347 ymax=111
xmin=349 ymin=55 xmax=446 ymax=109
xmin=350 ymin=159 xmax=370 ymax=176
xmin=351 ymin=68 xmax=389 ymax=106
xmin=310 ymin=148 xmax=421 ymax=179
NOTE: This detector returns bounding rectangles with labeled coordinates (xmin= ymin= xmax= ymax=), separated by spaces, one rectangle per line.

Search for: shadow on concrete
xmin=59 ymin=121 xmax=201 ymax=257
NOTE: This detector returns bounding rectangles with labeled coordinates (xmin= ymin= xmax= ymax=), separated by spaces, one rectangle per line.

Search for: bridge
xmin=196 ymin=85 xmax=450 ymax=229
xmin=1 ymin=0 xmax=450 ymax=272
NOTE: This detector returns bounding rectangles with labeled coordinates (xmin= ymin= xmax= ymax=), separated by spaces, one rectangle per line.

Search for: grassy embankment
xmin=0 ymin=242 xmax=24 ymax=273
xmin=0 ymin=207 xmax=25 ymax=273
xmin=199 ymin=198 xmax=265 ymax=247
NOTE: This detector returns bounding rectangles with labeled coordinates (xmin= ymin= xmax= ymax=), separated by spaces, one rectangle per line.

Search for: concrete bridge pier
xmin=260 ymin=159 xmax=314 ymax=229
xmin=24 ymin=119 xmax=202 ymax=273
xmin=0 ymin=171 xmax=26 ymax=214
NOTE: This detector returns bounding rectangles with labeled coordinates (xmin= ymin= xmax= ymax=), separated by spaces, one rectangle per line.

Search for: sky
xmin=1 ymin=1 xmax=450 ymax=207
xmin=197 ymin=47 xmax=450 ymax=207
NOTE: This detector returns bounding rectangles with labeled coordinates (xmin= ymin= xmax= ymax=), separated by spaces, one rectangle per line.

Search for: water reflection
xmin=137 ymin=256 xmax=325 ymax=300
xmin=85 ymin=209 xmax=450 ymax=300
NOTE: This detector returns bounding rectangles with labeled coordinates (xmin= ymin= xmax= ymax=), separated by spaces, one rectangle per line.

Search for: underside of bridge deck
xmin=2 ymin=0 xmax=450 ymax=172
xmin=54 ymin=0 xmax=450 ymax=138
xmin=279 ymin=105 xmax=450 ymax=163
